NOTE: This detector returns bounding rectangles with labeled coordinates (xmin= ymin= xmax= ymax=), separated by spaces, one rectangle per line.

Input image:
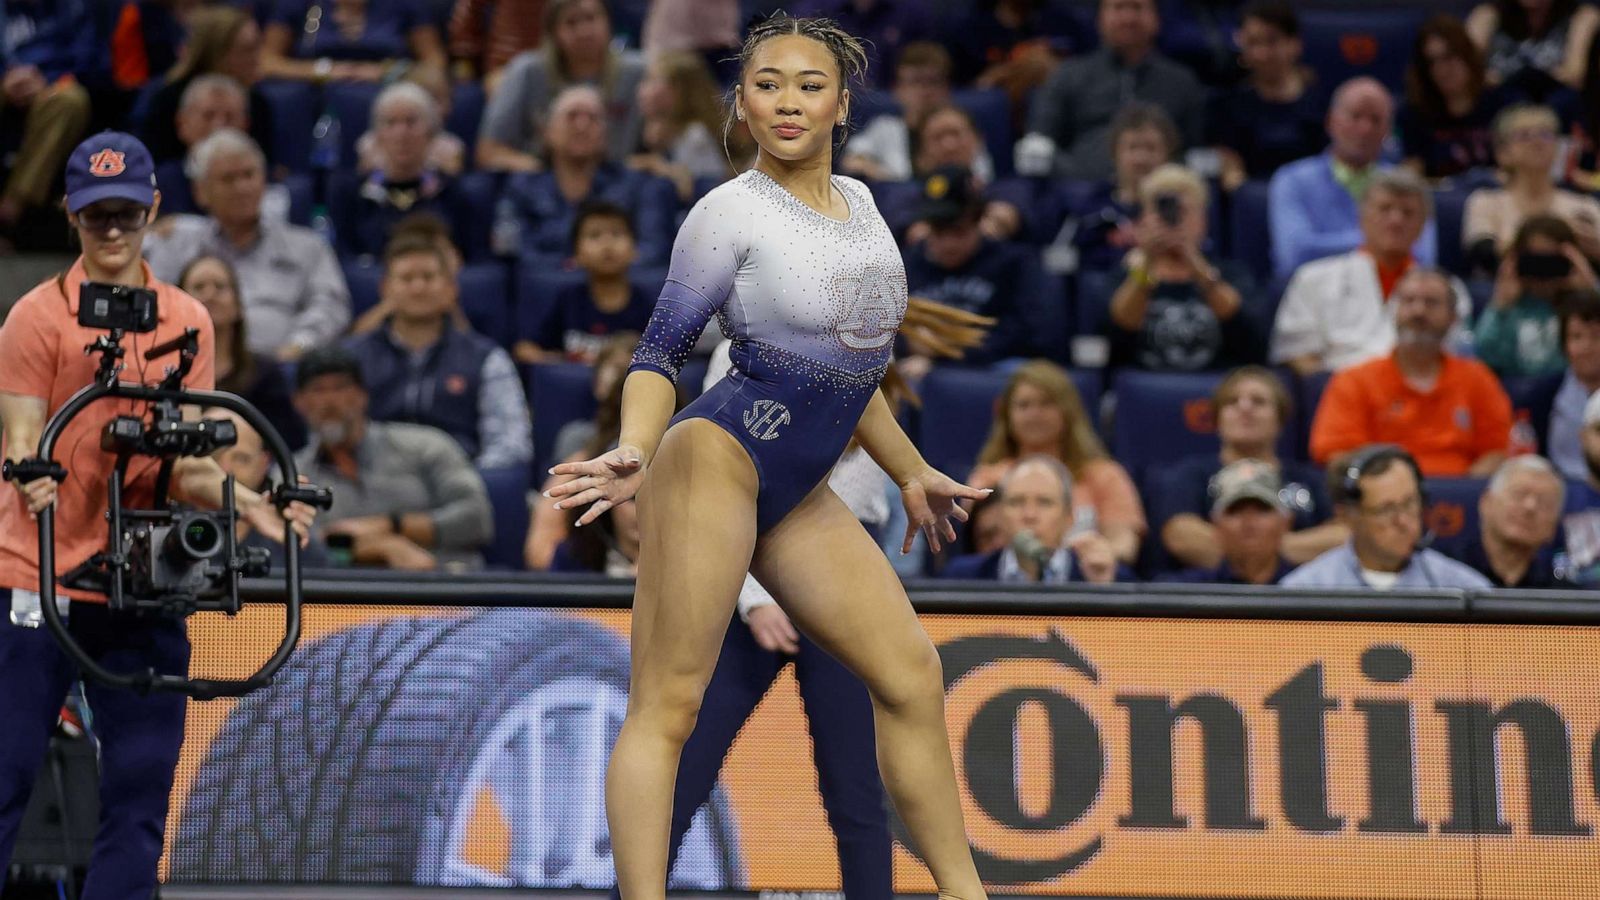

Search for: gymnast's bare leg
xmin=753 ymin=480 xmax=985 ymax=900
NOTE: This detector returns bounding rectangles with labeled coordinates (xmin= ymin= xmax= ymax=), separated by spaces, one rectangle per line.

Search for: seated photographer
xmin=941 ymin=455 xmax=1128 ymax=584
xmin=293 ymin=344 xmax=493 ymax=570
xmin=1107 ymin=164 xmax=1259 ymax=371
xmin=1160 ymin=460 xmax=1296 ymax=586
xmin=0 ymin=132 xmax=316 ymax=898
xmin=209 ymin=407 xmax=330 ymax=568
xmin=143 ymin=128 xmax=352 ymax=362
xmin=343 ymin=234 xmax=532 ymax=470
xmin=1282 ymin=445 xmax=1491 ymax=590
xmin=1475 ymin=214 xmax=1599 ymax=378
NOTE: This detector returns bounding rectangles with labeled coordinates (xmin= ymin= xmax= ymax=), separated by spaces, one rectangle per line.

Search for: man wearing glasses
xmin=1281 ymin=444 xmax=1490 ymax=590
xmin=0 ymin=132 xmax=315 ymax=898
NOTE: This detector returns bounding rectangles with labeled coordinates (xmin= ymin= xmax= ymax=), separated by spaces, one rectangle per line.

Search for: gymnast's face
xmin=736 ymin=34 xmax=848 ymax=165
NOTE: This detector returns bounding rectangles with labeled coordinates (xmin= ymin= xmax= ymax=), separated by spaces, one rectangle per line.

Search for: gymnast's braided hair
xmin=722 ymin=13 xmax=870 ymax=163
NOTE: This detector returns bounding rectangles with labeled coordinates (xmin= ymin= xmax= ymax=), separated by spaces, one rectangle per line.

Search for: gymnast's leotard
xmin=629 ymin=169 xmax=907 ymax=533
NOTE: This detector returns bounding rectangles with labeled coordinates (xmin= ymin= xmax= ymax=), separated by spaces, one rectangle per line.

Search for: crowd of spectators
xmin=5 ymin=0 xmax=1600 ymax=589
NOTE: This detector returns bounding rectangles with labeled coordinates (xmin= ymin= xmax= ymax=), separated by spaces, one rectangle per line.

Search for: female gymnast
xmin=547 ymin=15 xmax=990 ymax=900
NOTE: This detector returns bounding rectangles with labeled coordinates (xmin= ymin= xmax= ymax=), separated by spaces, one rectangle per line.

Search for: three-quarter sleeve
xmin=629 ymin=185 xmax=748 ymax=383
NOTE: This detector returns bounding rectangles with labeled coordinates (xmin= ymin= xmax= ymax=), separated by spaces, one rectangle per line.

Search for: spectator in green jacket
xmin=1476 ymin=213 xmax=1600 ymax=377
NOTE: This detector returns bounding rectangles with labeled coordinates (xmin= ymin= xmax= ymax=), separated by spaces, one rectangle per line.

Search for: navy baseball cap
xmin=64 ymin=131 xmax=157 ymax=214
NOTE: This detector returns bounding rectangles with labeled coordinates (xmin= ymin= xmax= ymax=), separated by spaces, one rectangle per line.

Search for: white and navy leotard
xmin=629 ymin=169 xmax=908 ymax=533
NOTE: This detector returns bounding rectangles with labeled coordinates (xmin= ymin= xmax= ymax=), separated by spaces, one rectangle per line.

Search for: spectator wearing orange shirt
xmin=1310 ymin=267 xmax=1513 ymax=476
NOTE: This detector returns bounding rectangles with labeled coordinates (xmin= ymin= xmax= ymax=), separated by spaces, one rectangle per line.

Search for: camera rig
xmin=4 ymin=321 xmax=331 ymax=700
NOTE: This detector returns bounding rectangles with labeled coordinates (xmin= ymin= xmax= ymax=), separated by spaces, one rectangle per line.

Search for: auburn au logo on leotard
xmin=89 ymin=149 xmax=127 ymax=177
xmin=743 ymin=399 xmax=790 ymax=441
xmin=833 ymin=265 xmax=905 ymax=350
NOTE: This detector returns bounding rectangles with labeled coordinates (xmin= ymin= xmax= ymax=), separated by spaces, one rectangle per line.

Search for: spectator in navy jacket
xmin=1207 ymin=1 xmax=1327 ymax=190
xmin=901 ymin=165 xmax=1067 ymax=372
xmin=942 ymin=455 xmax=1126 ymax=584
xmin=0 ymin=0 xmax=95 ymax=246
xmin=342 ymin=233 xmax=533 ymax=470
xmin=1073 ymin=103 xmax=1178 ymax=273
xmin=505 ymin=84 xmax=678 ymax=267
xmin=1162 ymin=459 xmax=1296 ymax=585
xmin=331 ymin=81 xmax=471 ymax=260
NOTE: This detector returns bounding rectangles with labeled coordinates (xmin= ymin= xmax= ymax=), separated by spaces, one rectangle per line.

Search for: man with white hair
xmin=1268 ymin=77 xmax=1437 ymax=280
xmin=940 ymin=455 xmax=1124 ymax=584
xmin=1453 ymin=455 xmax=1567 ymax=587
xmin=144 ymin=128 xmax=351 ymax=360
xmin=154 ymin=74 xmax=266 ymax=217
xmin=336 ymin=81 xmax=470 ymax=258
xmin=1271 ymin=169 xmax=1472 ymax=375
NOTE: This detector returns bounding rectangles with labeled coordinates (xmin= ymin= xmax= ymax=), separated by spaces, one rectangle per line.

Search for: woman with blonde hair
xmin=140 ymin=5 xmax=273 ymax=166
xmin=629 ymin=50 xmax=733 ymax=200
xmin=968 ymin=360 xmax=1146 ymax=564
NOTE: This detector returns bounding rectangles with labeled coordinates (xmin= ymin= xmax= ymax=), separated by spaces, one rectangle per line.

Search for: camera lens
xmin=165 ymin=514 xmax=223 ymax=562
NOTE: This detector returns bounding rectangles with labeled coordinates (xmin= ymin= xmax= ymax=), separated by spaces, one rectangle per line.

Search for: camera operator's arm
xmin=0 ymin=392 xmax=55 ymax=515
xmin=170 ymin=455 xmax=315 ymax=545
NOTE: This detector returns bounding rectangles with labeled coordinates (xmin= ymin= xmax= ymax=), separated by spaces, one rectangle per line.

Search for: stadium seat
xmin=478 ymin=465 xmax=532 ymax=570
xmin=917 ymin=365 xmax=1103 ymax=481
xmin=527 ymin=362 xmax=598 ymax=478
xmin=1501 ymin=373 xmax=1562 ymax=453
xmin=326 ymin=81 xmax=382 ymax=168
xmin=455 ymin=171 xmax=500 ymax=262
xmin=952 ymin=88 xmax=1013 ymax=177
xmin=1228 ymin=179 xmax=1273 ymax=282
xmin=446 ymin=81 xmax=486 ymax=162
xmin=1434 ymin=188 xmax=1470 ymax=276
xmin=283 ymin=172 xmax=313 ymax=226
xmin=1111 ymin=369 xmax=1298 ymax=475
xmin=458 ymin=261 xmax=512 ymax=344
xmin=1075 ymin=269 xmax=1115 ymax=337
xmin=1421 ymin=477 xmax=1487 ymax=560
xmin=342 ymin=258 xmax=382 ymax=319
xmin=1298 ymin=8 xmax=1425 ymax=97
xmin=255 ymin=79 xmax=317 ymax=173
xmin=1294 ymin=369 xmax=1332 ymax=463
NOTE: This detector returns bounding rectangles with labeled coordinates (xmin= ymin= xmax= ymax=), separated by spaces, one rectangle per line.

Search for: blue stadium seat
xmin=342 ymin=258 xmax=381 ymax=318
xmin=283 ymin=172 xmax=313 ymax=226
xmin=514 ymin=263 xmax=587 ymax=342
xmin=458 ymin=261 xmax=512 ymax=344
xmin=917 ymin=365 xmax=1103 ymax=481
xmin=455 ymin=171 xmax=500 ymax=262
xmin=478 ymin=465 xmax=531 ymax=570
xmin=1075 ymin=270 xmax=1115 ymax=336
xmin=527 ymin=362 xmax=598 ymax=478
xmin=1228 ymin=179 xmax=1273 ymax=282
xmin=1501 ymin=373 xmax=1562 ymax=453
xmin=255 ymin=79 xmax=317 ymax=172
xmin=1434 ymin=188 xmax=1470 ymax=276
xmin=1298 ymin=8 xmax=1425 ymax=98
xmin=326 ymin=81 xmax=382 ymax=168
xmin=446 ymin=82 xmax=486 ymax=162
xmin=1294 ymin=369 xmax=1332 ymax=463
xmin=952 ymin=87 xmax=1013 ymax=177
xmin=1422 ymin=477 xmax=1487 ymax=559
xmin=1111 ymin=369 xmax=1298 ymax=475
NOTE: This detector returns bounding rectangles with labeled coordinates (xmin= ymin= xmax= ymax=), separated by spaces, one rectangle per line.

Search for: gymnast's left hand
xmin=897 ymin=466 xmax=992 ymax=555
xmin=545 ymin=443 xmax=648 ymax=527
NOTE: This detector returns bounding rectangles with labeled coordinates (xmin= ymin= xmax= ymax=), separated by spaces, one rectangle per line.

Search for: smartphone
xmin=325 ymin=533 xmax=354 ymax=567
xmin=1154 ymin=193 xmax=1183 ymax=228
xmin=1517 ymin=252 xmax=1572 ymax=280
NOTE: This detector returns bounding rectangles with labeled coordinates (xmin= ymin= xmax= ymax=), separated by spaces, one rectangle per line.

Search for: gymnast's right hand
xmin=545 ymin=443 xmax=648 ymax=527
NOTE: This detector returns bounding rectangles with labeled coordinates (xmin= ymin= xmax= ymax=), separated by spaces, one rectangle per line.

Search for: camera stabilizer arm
xmin=7 ymin=329 xmax=333 ymax=700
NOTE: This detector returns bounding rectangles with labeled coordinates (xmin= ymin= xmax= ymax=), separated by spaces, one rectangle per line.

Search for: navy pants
xmin=0 ymin=592 xmax=189 ymax=900
xmin=618 ymin=614 xmax=893 ymax=899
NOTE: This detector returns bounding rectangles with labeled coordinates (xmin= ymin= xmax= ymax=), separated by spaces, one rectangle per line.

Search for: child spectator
xmin=1468 ymin=0 xmax=1599 ymax=95
xmin=627 ymin=50 xmax=728 ymax=203
xmin=261 ymin=0 xmax=447 ymax=84
xmin=1476 ymin=214 xmax=1599 ymax=377
xmin=514 ymin=201 xmax=653 ymax=365
xmin=1208 ymin=1 xmax=1327 ymax=190
xmin=1463 ymin=104 xmax=1600 ymax=276
xmin=842 ymin=42 xmax=967 ymax=183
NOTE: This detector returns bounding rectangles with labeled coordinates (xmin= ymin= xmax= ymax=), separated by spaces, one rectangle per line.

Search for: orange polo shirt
xmin=0 ymin=259 xmax=214 ymax=601
xmin=1309 ymin=352 xmax=1512 ymax=476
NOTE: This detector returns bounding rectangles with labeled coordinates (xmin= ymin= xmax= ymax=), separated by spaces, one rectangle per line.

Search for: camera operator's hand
xmin=14 ymin=474 xmax=56 ymax=518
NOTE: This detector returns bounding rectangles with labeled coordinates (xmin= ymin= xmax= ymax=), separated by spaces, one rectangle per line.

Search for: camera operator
xmin=0 ymin=132 xmax=316 ymax=899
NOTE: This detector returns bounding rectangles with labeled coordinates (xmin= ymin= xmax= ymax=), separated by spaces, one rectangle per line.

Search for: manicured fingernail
xmin=547 ymin=467 xmax=556 ymax=474
xmin=541 ymin=491 xmax=551 ymax=498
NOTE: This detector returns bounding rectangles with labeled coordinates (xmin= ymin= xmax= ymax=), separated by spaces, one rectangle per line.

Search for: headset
xmin=1335 ymin=444 xmax=1438 ymax=585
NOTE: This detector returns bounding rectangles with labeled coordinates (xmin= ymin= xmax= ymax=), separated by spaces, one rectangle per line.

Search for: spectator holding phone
xmin=1108 ymin=164 xmax=1258 ymax=371
xmin=1476 ymin=213 xmax=1600 ymax=376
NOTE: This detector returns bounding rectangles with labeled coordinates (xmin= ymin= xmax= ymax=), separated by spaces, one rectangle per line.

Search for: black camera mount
xmin=6 ymin=325 xmax=333 ymax=700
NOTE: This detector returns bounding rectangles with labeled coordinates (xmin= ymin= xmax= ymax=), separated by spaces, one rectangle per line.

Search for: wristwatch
xmin=389 ymin=511 xmax=404 ymax=534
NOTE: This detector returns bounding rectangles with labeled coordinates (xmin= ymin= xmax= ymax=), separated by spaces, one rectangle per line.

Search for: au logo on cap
xmin=89 ymin=149 xmax=127 ymax=178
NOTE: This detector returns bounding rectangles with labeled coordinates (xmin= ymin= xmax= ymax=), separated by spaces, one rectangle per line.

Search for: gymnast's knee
xmin=866 ymin=639 xmax=944 ymax=717
xmin=632 ymin=678 xmax=708 ymax=746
